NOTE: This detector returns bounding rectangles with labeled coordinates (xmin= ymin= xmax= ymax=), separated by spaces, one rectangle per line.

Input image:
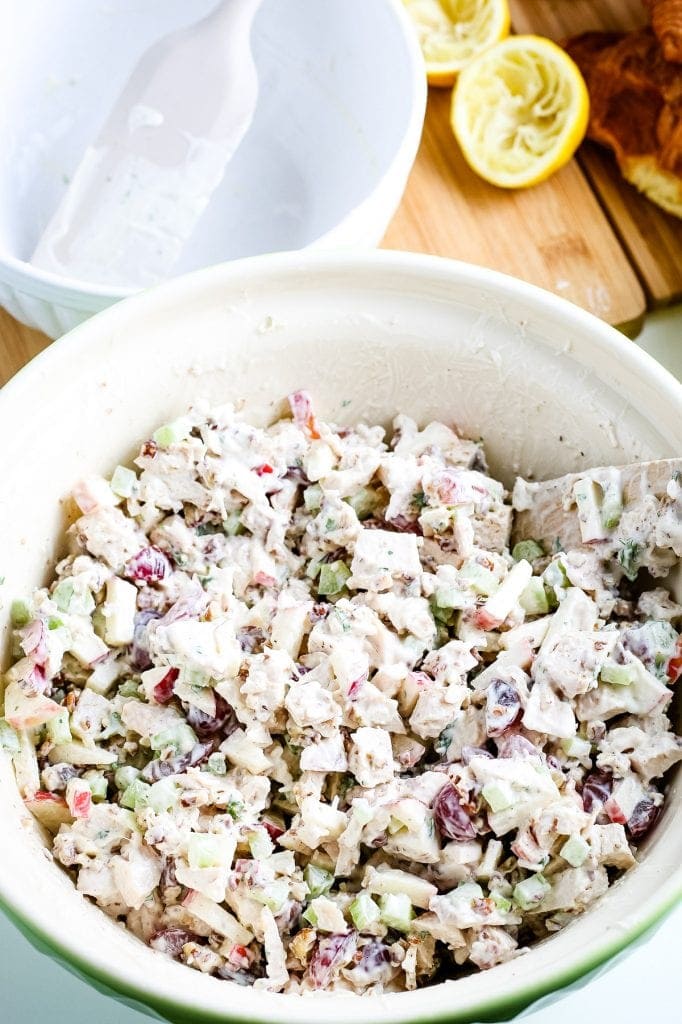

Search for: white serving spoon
xmin=31 ymin=0 xmax=264 ymax=289
xmin=512 ymin=459 xmax=682 ymax=552
xmin=512 ymin=458 xmax=682 ymax=600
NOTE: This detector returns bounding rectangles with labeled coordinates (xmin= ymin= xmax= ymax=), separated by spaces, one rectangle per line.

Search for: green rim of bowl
xmin=1 ymin=890 xmax=679 ymax=1024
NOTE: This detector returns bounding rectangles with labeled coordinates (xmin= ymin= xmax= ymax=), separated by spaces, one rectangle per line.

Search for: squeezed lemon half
xmin=451 ymin=35 xmax=589 ymax=188
xmin=403 ymin=0 xmax=511 ymax=86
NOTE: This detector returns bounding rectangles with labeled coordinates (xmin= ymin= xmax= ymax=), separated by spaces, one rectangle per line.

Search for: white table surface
xmin=1 ymin=305 xmax=680 ymax=1023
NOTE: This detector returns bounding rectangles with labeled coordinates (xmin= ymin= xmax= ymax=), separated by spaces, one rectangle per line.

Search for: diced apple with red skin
xmin=66 ymin=777 xmax=92 ymax=819
xmin=24 ymin=791 xmax=73 ymax=832
xmin=474 ymin=561 xmax=532 ymax=630
xmin=604 ymin=776 xmax=647 ymax=826
xmin=4 ymin=681 xmax=63 ymax=730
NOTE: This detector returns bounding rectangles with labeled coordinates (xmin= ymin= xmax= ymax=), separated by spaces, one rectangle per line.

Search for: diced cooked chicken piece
xmin=469 ymin=755 xmax=560 ymax=835
xmin=71 ymin=506 xmax=147 ymax=571
xmin=349 ymin=530 xmax=422 ymax=592
xmin=586 ymin=824 xmax=636 ymax=869
xmin=349 ymin=727 xmax=396 ymax=787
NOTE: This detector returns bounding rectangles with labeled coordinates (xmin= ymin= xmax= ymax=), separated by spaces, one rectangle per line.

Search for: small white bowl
xmin=0 ymin=0 xmax=425 ymax=338
xmin=0 ymin=251 xmax=680 ymax=1024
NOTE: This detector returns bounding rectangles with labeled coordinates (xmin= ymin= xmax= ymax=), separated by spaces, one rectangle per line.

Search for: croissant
xmin=644 ymin=0 xmax=682 ymax=62
xmin=565 ymin=28 xmax=682 ymax=218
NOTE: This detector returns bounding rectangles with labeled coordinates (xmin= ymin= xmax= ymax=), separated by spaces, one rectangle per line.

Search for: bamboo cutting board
xmin=385 ymin=0 xmax=682 ymax=327
xmin=382 ymin=88 xmax=646 ymax=335
xmin=509 ymin=0 xmax=682 ymax=307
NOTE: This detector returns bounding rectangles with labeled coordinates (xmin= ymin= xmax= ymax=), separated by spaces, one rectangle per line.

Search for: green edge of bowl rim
xmin=1 ymin=885 xmax=680 ymax=1024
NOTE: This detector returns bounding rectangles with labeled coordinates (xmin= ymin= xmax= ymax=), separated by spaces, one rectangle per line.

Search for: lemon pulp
xmin=404 ymin=0 xmax=510 ymax=86
xmin=452 ymin=35 xmax=589 ymax=187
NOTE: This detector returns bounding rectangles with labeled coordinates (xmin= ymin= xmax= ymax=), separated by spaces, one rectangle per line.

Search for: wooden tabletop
xmin=0 ymin=310 xmax=46 ymax=388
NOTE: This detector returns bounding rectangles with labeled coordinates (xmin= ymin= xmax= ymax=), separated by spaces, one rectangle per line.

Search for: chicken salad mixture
xmin=1 ymin=390 xmax=681 ymax=994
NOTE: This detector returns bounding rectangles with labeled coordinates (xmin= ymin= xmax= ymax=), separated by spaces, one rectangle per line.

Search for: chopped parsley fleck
xmin=617 ymin=539 xmax=641 ymax=581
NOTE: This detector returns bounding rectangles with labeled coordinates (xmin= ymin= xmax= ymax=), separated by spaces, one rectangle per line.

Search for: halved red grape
xmin=141 ymin=740 xmax=214 ymax=782
xmin=581 ymin=769 xmax=613 ymax=812
xmin=153 ymin=667 xmax=178 ymax=704
xmin=130 ymin=610 xmax=160 ymax=671
xmin=496 ymin=732 xmax=537 ymax=759
xmin=186 ymin=693 xmax=236 ymax=738
xmin=150 ymin=928 xmax=198 ymax=958
xmin=485 ymin=679 xmax=521 ymax=737
xmin=433 ymin=782 xmax=476 ymax=840
xmin=308 ymin=932 xmax=357 ymax=989
xmin=125 ymin=546 xmax=171 ymax=584
xmin=345 ymin=941 xmax=394 ymax=987
xmin=627 ymin=798 xmax=661 ymax=838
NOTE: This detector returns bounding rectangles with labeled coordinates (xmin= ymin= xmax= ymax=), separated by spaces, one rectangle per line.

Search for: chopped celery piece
xmin=0 ymin=719 xmax=20 ymax=754
xmin=303 ymin=484 xmax=323 ymax=512
xmin=600 ymin=663 xmax=637 ymax=686
xmin=152 ymin=418 xmax=191 ymax=448
xmin=379 ymin=893 xmax=414 ymax=932
xmin=304 ymin=864 xmax=334 ymax=899
xmin=542 ymin=559 xmax=568 ymax=593
xmin=482 ymin=782 xmax=513 ymax=813
xmin=491 ymin=892 xmax=512 ymax=913
xmin=46 ymin=709 xmax=72 ymax=746
xmin=459 ymin=562 xmax=498 ymax=596
xmin=512 ymin=540 xmax=544 ymax=563
xmin=252 ymin=879 xmax=289 ymax=913
xmin=207 ymin=752 xmax=227 ymax=775
xmin=52 ymin=579 xmax=75 ymax=613
xmin=561 ymin=735 xmax=591 ymax=760
xmin=318 ymin=561 xmax=350 ymax=596
xmin=435 ymin=585 xmax=467 ymax=610
xmin=110 ymin=465 xmax=137 ymax=498
xmin=306 ymin=556 xmax=323 ymax=581
xmin=560 ymin=835 xmax=590 ymax=867
xmin=519 ymin=577 xmax=549 ymax=616
xmin=149 ymin=777 xmax=179 ymax=813
xmin=350 ymin=892 xmax=381 ymax=930
xmin=248 ymin=830 xmax=274 ymax=860
xmin=454 ymin=881 xmax=484 ymax=902
xmin=120 ymin=778 xmax=151 ymax=810
xmin=302 ymin=905 xmax=318 ymax=926
xmin=151 ymin=723 xmax=197 ymax=756
xmin=48 ymin=617 xmax=63 ymax=630
xmin=513 ymin=874 xmax=551 ymax=911
xmin=601 ymin=495 xmax=623 ymax=530
xmin=346 ymin=487 xmax=379 ymax=521
xmin=114 ymin=765 xmax=141 ymax=791
xmin=84 ymin=771 xmax=108 ymax=801
xmin=222 ymin=510 xmax=244 ymax=536
xmin=431 ymin=598 xmax=454 ymax=625
xmin=52 ymin=578 xmax=94 ymax=615
xmin=118 ymin=680 xmax=140 ymax=698
xmin=187 ymin=833 xmax=234 ymax=870
xmin=10 ymin=600 xmax=31 ymax=627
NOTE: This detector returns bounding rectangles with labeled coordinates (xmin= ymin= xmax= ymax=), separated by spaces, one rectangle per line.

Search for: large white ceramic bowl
xmin=0 ymin=251 xmax=680 ymax=1024
xmin=0 ymin=0 xmax=425 ymax=338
